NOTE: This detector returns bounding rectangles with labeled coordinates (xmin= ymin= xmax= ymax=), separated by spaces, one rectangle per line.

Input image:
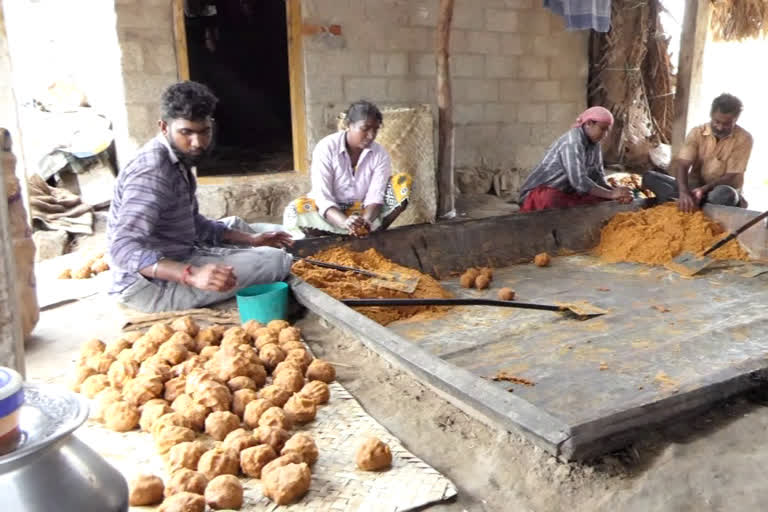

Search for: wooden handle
xmin=703 ymin=209 xmax=768 ymax=256
xmin=293 ymin=256 xmax=381 ymax=278
xmin=341 ymin=298 xmax=563 ymax=312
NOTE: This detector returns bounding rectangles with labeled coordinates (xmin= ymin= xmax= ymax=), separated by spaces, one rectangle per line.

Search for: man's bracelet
xmin=151 ymin=262 xmax=159 ymax=279
xmin=181 ymin=265 xmax=193 ymax=286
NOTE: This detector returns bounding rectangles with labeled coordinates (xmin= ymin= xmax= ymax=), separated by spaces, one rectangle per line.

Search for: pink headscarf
xmin=572 ymin=106 xmax=614 ymax=128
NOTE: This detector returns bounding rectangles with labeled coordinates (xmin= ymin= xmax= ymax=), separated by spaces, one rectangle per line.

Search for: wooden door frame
xmin=171 ymin=0 xmax=308 ymax=174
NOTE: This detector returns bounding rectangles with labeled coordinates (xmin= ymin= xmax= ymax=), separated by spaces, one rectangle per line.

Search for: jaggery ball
xmin=204 ymin=411 xmax=241 ymax=441
xmin=259 ymin=344 xmax=286 ymax=371
xmin=164 ymin=376 xmax=188 ymax=403
xmin=80 ymin=338 xmax=106 ymax=359
xmin=356 ymin=437 xmax=392 ymax=471
xmin=131 ymin=337 xmax=160 ymax=363
xmin=72 ymin=265 xmax=92 ymax=279
xmin=165 ymin=468 xmax=208 ymax=497
xmin=267 ymin=319 xmax=290 ymax=334
xmin=221 ymin=428 xmax=257 ymax=453
xmin=193 ymin=381 xmax=232 ymax=412
xmin=284 ymin=349 xmax=313 ymax=373
xmin=283 ymin=394 xmax=317 ymax=424
xmin=108 ymin=359 xmax=139 ymax=389
xmin=534 ymin=252 xmax=551 ymax=267
xmin=253 ymin=426 xmax=291 ymax=453
xmin=261 ymin=452 xmax=303 ymax=480
xmin=91 ymin=387 xmax=123 ymax=422
xmin=262 ymin=462 xmax=311 ymax=505
xmin=197 ymin=447 xmax=239 ymax=481
xmin=241 ymin=319 xmax=264 ymax=339
xmin=167 ymin=441 xmax=207 ymax=473
xmin=129 ymin=474 xmax=164 ymax=506
xmin=91 ymin=258 xmax=110 ymax=274
xmin=182 ymin=401 xmax=210 ymax=432
xmin=227 ymin=376 xmax=256 ymax=393
xmin=170 ymin=316 xmax=200 ymax=338
xmin=459 ymin=272 xmax=474 ymax=289
xmin=298 ymin=380 xmax=331 ymax=405
xmin=498 ymin=287 xmax=516 ymax=301
xmin=273 ymin=368 xmax=305 ymax=394
xmin=140 ymin=357 xmax=173 ymax=383
xmin=146 ymin=323 xmax=175 ymax=344
xmin=123 ymin=375 xmax=164 ymax=406
xmin=152 ymin=412 xmax=192 ymax=437
xmin=280 ymin=340 xmax=305 ymax=353
xmin=272 ymin=360 xmax=303 ymax=379
xmin=58 ymin=268 xmax=72 ymax=279
xmin=475 ymin=274 xmax=490 ymax=290
xmin=155 ymin=425 xmax=196 ymax=455
xmin=255 ymin=332 xmax=279 ymax=350
xmin=158 ymin=491 xmax=205 ymax=512
xmin=105 ymin=338 xmax=133 ymax=358
xmin=157 ymin=341 xmax=189 ymax=366
xmin=281 ymin=433 xmax=318 ymax=465
xmin=480 ymin=267 xmax=494 ymax=280
xmin=278 ymin=326 xmax=301 ymax=345
xmin=258 ymin=406 xmax=292 ymax=430
xmin=240 ymin=444 xmax=277 ymax=478
xmin=243 ymin=398 xmax=275 ymax=429
xmin=86 ymin=353 xmax=117 ymax=374
xmin=139 ymin=399 xmax=173 ymax=432
xmin=204 ymin=474 xmax=243 ymax=510
xmin=71 ymin=364 xmax=97 ymax=393
xmin=195 ymin=329 xmax=220 ymax=353
xmin=305 ymin=359 xmax=335 ymax=383
xmin=257 ymin=385 xmax=291 ymax=407
xmin=104 ymin=401 xmax=140 ymax=432
xmin=232 ymin=388 xmax=259 ymax=418
xmin=81 ymin=374 xmax=109 ymax=398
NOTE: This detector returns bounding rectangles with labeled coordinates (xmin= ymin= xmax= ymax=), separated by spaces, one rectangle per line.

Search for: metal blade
xmin=665 ymin=251 xmax=714 ymax=277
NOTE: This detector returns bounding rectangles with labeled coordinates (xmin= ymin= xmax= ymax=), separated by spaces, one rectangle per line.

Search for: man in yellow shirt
xmin=643 ymin=94 xmax=753 ymax=212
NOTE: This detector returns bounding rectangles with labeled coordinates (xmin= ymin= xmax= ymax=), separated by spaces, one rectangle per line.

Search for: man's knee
xmin=707 ymin=185 xmax=741 ymax=207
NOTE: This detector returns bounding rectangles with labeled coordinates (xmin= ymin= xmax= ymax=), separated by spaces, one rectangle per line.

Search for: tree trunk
xmin=436 ymin=0 xmax=455 ymax=218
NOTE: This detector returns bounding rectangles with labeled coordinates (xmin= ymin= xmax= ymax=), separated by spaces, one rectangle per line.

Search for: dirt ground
xmin=298 ymin=313 xmax=768 ymax=512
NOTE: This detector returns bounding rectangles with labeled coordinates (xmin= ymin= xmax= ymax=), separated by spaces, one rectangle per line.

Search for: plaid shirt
xmin=107 ymin=136 xmax=226 ymax=293
xmin=519 ymin=127 xmax=609 ymax=202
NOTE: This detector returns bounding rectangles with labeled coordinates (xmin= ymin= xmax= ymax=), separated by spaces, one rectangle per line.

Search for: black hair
xmin=711 ymin=93 xmax=743 ymax=116
xmin=345 ymin=100 xmax=383 ymax=125
xmin=160 ymin=81 xmax=218 ymax=122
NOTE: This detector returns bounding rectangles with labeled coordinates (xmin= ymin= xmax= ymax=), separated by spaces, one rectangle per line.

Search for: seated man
xmin=283 ymin=100 xmax=411 ymax=238
xmin=519 ymin=106 xmax=632 ymax=212
xmin=107 ymin=81 xmax=293 ymax=313
xmin=643 ymin=93 xmax=753 ymax=212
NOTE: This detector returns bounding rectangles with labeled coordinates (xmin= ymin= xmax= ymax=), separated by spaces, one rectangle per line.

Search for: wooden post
xmin=436 ymin=0 xmax=455 ymax=218
xmin=671 ymin=0 xmax=710 ymax=156
xmin=172 ymin=0 xmax=190 ymax=80
xmin=0 ymin=146 xmax=25 ymax=375
xmin=287 ymin=0 xmax=309 ymax=173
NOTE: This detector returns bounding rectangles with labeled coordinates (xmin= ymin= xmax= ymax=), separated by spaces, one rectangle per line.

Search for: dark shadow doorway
xmin=184 ymin=0 xmax=293 ymax=176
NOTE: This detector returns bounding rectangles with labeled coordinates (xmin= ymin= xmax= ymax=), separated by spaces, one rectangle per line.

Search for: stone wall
xmin=300 ymin=0 xmax=588 ymax=183
xmin=0 ymin=2 xmax=22 ymax=178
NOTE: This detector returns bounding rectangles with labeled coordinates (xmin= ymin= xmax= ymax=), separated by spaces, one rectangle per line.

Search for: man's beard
xmin=166 ymin=135 xmax=213 ymax=168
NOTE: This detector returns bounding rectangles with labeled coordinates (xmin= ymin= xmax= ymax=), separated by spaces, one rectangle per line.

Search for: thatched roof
xmin=710 ymin=0 xmax=768 ymax=41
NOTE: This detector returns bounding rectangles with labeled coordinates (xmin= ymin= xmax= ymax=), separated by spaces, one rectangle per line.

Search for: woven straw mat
xmin=337 ymin=105 xmax=437 ymax=227
xmin=79 ymin=381 xmax=457 ymax=511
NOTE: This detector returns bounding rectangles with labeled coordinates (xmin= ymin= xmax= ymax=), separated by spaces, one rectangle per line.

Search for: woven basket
xmin=337 ymin=105 xmax=437 ymax=226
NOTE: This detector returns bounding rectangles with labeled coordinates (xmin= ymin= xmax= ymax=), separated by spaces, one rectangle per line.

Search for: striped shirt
xmin=519 ymin=127 xmax=609 ymax=202
xmin=107 ymin=136 xmax=226 ymax=293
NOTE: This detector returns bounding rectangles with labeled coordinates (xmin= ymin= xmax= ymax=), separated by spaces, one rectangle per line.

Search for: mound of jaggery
xmin=291 ymin=248 xmax=451 ymax=325
xmin=595 ymin=204 xmax=750 ymax=265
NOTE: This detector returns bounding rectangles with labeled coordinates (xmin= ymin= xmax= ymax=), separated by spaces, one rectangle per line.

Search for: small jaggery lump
xmin=205 ymin=474 xmax=243 ymax=510
xmin=356 ymin=437 xmax=392 ymax=471
xmin=86 ymin=353 xmax=117 ymax=374
xmin=474 ymin=274 xmax=490 ymax=290
xmin=278 ymin=326 xmax=301 ymax=344
xmin=459 ymin=272 xmax=474 ymax=288
xmin=167 ymin=441 xmax=207 ymax=473
xmin=227 ymin=376 xmax=256 ymax=392
xmin=240 ymin=444 xmax=277 ymax=478
xmin=147 ymin=323 xmax=175 ymax=344
xmin=285 ymin=349 xmax=313 ymax=373
xmin=193 ymin=381 xmax=232 ymax=412
xmin=253 ymin=426 xmax=291 ymax=453
xmin=273 ymin=368 xmax=304 ymax=394
xmin=298 ymin=380 xmax=331 ymax=405
xmin=197 ymin=447 xmax=239 ymax=480
xmin=157 ymin=341 xmax=189 ymax=366
xmin=152 ymin=412 xmax=191 ymax=436
xmin=280 ymin=340 xmax=305 ymax=353
xmin=273 ymin=360 xmax=302 ymax=379
xmin=267 ymin=319 xmax=291 ymax=334
xmin=105 ymin=401 xmax=140 ymax=432
xmin=261 ymin=452 xmax=303 ymax=480
xmin=241 ymin=319 xmax=264 ymax=338
xmin=80 ymin=338 xmax=106 ymax=359
xmin=283 ymin=394 xmax=317 ymax=424
xmin=140 ymin=399 xmax=173 ymax=432
xmin=259 ymin=406 xmax=292 ymax=430
xmin=164 ymin=376 xmax=188 ymax=402
xmin=71 ymin=364 xmax=97 ymax=393
xmin=232 ymin=388 xmax=259 ymax=418
xmin=480 ymin=267 xmax=493 ymax=280
xmin=498 ymin=287 xmax=516 ymax=301
xmin=123 ymin=375 xmax=164 ymax=406
xmin=91 ymin=258 xmax=110 ymax=274
xmin=158 ymin=491 xmax=205 ymax=512
xmin=108 ymin=359 xmax=139 ymax=389
xmin=81 ymin=374 xmax=109 ymax=398
xmin=205 ymin=411 xmax=241 ymax=441
xmin=165 ymin=468 xmax=208 ymax=497
xmin=58 ymin=268 xmax=72 ymax=279
xmin=534 ymin=252 xmax=551 ymax=267
xmin=259 ymin=344 xmax=286 ymax=371
xmin=129 ymin=474 xmax=164 ymax=506
xmin=255 ymin=332 xmax=279 ymax=350
xmin=222 ymin=428 xmax=257 ymax=453
xmin=306 ymin=359 xmax=335 ymax=383
xmin=91 ymin=387 xmax=123 ymax=422
xmin=105 ymin=338 xmax=133 ymax=358
xmin=171 ymin=316 xmax=200 ymax=337
xmin=155 ymin=425 xmax=196 ymax=455
xmin=262 ymin=462 xmax=311 ymax=505
xmin=257 ymin=385 xmax=291 ymax=407
xmin=281 ymin=433 xmax=318 ymax=465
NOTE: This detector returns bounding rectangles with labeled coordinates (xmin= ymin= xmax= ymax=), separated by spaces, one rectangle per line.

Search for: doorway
xmin=181 ymin=0 xmax=295 ymax=176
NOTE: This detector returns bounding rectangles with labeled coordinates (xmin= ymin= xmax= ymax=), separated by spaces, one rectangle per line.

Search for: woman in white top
xmin=283 ymin=101 xmax=412 ymax=238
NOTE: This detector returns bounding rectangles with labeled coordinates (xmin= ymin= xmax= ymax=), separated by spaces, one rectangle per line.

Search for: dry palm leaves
xmin=711 ymin=0 xmax=768 ymax=42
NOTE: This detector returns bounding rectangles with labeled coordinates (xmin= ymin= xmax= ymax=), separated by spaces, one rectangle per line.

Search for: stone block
xmin=518 ymin=104 xmax=547 ymax=123
xmin=531 ymin=80 xmax=560 ymax=101
xmin=500 ymin=33 xmax=524 ymax=56
xmin=33 ymin=230 xmax=68 ymax=262
xmin=306 ymin=50 xmax=370 ymax=76
xmin=116 ymin=4 xmax=171 ymax=30
xmin=454 ymin=6 xmax=486 ymax=30
xmin=484 ymin=102 xmax=517 ymax=123
xmin=120 ymin=40 xmax=143 ymax=72
xmin=499 ymin=79 xmax=533 ymax=102
xmin=519 ymin=56 xmax=548 ymax=79
xmin=452 ymin=54 xmax=486 ymax=77
xmin=516 ymin=144 xmax=547 ymax=169
xmin=412 ymin=52 xmax=436 ymax=76
xmin=364 ymin=0 xmax=411 ymax=25
xmin=549 ymin=52 xmax=589 ymax=79
xmin=303 ymin=0 xmax=365 ymax=22
xmin=486 ymin=55 xmax=518 ymax=78
xmin=498 ymin=0 xmax=534 ymax=8
xmin=500 ymin=123 xmax=532 ymax=145
xmin=454 ymin=79 xmax=499 ymax=102
xmin=305 ymin=74 xmax=345 ymax=104
xmin=344 ymin=77 xmax=388 ymax=101
xmin=408 ymin=3 xmax=437 ymax=27
xmin=454 ymin=144 xmax=479 ymax=168
xmin=122 ymin=74 xmax=176 ymax=104
xmin=486 ymin=9 xmax=519 ymax=32
xmin=450 ymin=30 xmax=470 ymax=53
xmin=548 ymin=102 xmax=581 ymax=125
xmin=370 ymin=53 xmax=408 ymax=75
xmin=387 ymin=78 xmax=430 ymax=102
xmin=517 ymin=9 xmax=552 ymax=35
xmin=126 ymin=104 xmax=153 ymax=132
xmin=454 ymin=103 xmax=486 ymax=124
xmin=467 ymin=31 xmax=501 ymax=55
xmin=530 ymin=124 xmax=565 ymax=146
xmin=375 ymin=27 xmax=432 ymax=52
xmin=141 ymin=41 xmax=176 ymax=74
xmin=532 ymin=35 xmax=559 ymax=57
xmin=558 ymin=78 xmax=588 ymax=103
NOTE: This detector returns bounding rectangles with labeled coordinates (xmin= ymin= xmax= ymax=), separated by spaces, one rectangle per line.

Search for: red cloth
xmin=520 ymin=186 xmax=608 ymax=212
xmin=573 ymin=106 xmax=614 ymax=128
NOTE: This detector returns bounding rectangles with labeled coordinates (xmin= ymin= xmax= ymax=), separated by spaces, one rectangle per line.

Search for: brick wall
xmin=301 ymin=0 xmax=588 ymax=176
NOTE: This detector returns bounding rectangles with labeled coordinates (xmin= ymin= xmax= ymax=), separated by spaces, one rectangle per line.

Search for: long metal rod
xmin=341 ymin=297 xmax=563 ymax=312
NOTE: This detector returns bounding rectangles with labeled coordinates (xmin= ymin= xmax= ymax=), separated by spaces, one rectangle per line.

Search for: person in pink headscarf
xmin=519 ymin=106 xmax=632 ymax=212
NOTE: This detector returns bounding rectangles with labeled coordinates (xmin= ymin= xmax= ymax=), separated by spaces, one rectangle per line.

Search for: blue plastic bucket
xmin=236 ymin=282 xmax=289 ymax=324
